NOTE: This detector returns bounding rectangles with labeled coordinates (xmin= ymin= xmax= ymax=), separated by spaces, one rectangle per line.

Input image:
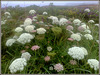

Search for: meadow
xmin=1 ymin=4 xmax=99 ymax=74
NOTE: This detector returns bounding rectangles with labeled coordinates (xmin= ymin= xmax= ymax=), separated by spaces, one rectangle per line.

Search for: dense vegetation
xmin=1 ymin=3 xmax=99 ymax=74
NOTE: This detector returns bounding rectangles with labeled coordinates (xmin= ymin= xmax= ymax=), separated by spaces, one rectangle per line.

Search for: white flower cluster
xmin=54 ymin=63 xmax=64 ymax=72
xmin=94 ymin=24 xmax=99 ymax=27
xmin=88 ymin=59 xmax=99 ymax=70
xmin=29 ymin=10 xmax=36 ymax=14
xmin=21 ymin=52 xmax=31 ymax=61
xmin=52 ymin=17 xmax=59 ymax=24
xmin=7 ymin=15 xmax=11 ymax=18
xmin=80 ymin=47 xmax=88 ymax=55
xmin=49 ymin=66 xmax=54 ymax=70
xmin=4 ymin=12 xmax=11 ymax=19
xmin=24 ymin=18 xmax=32 ymax=25
xmin=47 ymin=46 xmax=52 ymax=51
xmin=17 ymin=33 xmax=35 ymax=44
xmin=68 ymin=47 xmax=88 ymax=60
xmin=6 ymin=39 xmax=16 ymax=46
xmin=1 ymin=20 xmax=7 ymax=25
xmin=36 ymin=28 xmax=46 ymax=34
xmin=59 ymin=18 xmax=68 ymax=26
xmin=84 ymin=34 xmax=93 ymax=40
xmin=15 ymin=27 xmax=23 ymax=33
xmin=73 ymin=19 xmax=81 ymax=26
xmin=4 ymin=12 xmax=11 ymax=16
xmin=48 ymin=16 xmax=54 ymax=19
xmin=33 ymin=16 xmax=37 ymax=21
xmin=84 ymin=29 xmax=91 ymax=33
xmin=88 ymin=20 xmax=95 ymax=23
xmin=84 ymin=8 xmax=90 ymax=12
xmin=25 ymin=25 xmax=35 ymax=32
xmin=9 ymin=52 xmax=31 ymax=73
xmin=9 ymin=58 xmax=27 ymax=73
xmin=70 ymin=33 xmax=81 ymax=41
xmin=48 ymin=16 xmax=69 ymax=26
xmin=96 ymin=40 xmax=99 ymax=44
xmin=81 ymin=24 xmax=89 ymax=30
xmin=1 ymin=21 xmax=5 ymax=25
xmin=48 ymin=16 xmax=59 ymax=24
xmin=43 ymin=12 xmax=48 ymax=15
xmin=80 ymin=24 xmax=91 ymax=33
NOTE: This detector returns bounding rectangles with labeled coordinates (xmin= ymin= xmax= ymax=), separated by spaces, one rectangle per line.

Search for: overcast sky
xmin=1 ymin=1 xmax=99 ymax=8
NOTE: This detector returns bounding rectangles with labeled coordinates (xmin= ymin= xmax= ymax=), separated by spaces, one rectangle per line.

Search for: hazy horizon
xmin=1 ymin=1 xmax=99 ymax=8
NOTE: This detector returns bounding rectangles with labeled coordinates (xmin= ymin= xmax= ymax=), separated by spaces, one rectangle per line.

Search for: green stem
xmin=95 ymin=70 xmax=97 ymax=74
xmin=54 ymin=36 xmax=56 ymax=46
xmin=35 ymin=51 xmax=36 ymax=57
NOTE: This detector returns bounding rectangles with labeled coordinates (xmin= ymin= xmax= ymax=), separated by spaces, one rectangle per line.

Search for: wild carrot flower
xmin=54 ymin=63 xmax=64 ymax=72
xmin=21 ymin=50 xmax=26 ymax=53
xmin=29 ymin=10 xmax=36 ymax=14
xmin=36 ymin=28 xmax=46 ymax=34
xmin=88 ymin=59 xmax=99 ymax=70
xmin=25 ymin=25 xmax=35 ymax=32
xmin=73 ymin=19 xmax=81 ymax=26
xmin=43 ymin=12 xmax=48 ymax=15
xmin=6 ymin=39 xmax=16 ymax=46
xmin=66 ymin=25 xmax=73 ymax=30
xmin=70 ymin=33 xmax=81 ymax=41
xmin=24 ymin=18 xmax=32 ymax=25
xmin=21 ymin=52 xmax=31 ymax=61
xmin=47 ymin=46 xmax=52 ymax=51
xmin=70 ymin=60 xmax=77 ymax=65
xmin=88 ymin=20 xmax=95 ymax=23
xmin=84 ymin=34 xmax=93 ymax=40
xmin=78 ymin=26 xmax=85 ymax=32
xmin=59 ymin=18 xmax=68 ymax=26
xmin=31 ymin=45 xmax=40 ymax=51
xmin=49 ymin=66 xmax=53 ymax=70
xmin=4 ymin=12 xmax=11 ymax=16
xmin=68 ymin=47 xmax=86 ymax=60
xmin=68 ymin=38 xmax=74 ymax=41
xmin=17 ymin=33 xmax=35 ymax=44
xmin=31 ymin=30 xmax=36 ymax=33
xmin=44 ymin=56 xmax=50 ymax=62
xmin=15 ymin=27 xmax=23 ymax=32
xmin=84 ymin=8 xmax=90 ymax=12
xmin=94 ymin=24 xmax=99 ymax=27
xmin=96 ymin=40 xmax=99 ymax=44
xmin=9 ymin=58 xmax=27 ymax=73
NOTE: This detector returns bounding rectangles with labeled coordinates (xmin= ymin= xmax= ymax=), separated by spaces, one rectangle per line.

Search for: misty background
xmin=1 ymin=1 xmax=99 ymax=8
